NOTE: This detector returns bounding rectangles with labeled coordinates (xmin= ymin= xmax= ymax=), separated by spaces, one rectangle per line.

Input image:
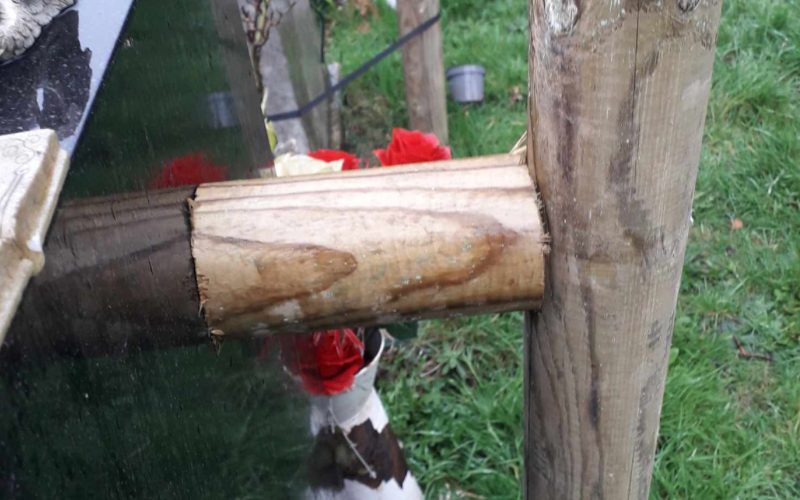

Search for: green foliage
xmin=310 ymin=0 xmax=339 ymax=19
xmin=328 ymin=0 xmax=800 ymax=498
xmin=378 ymin=315 xmax=525 ymax=498
xmin=327 ymin=0 xmax=528 ymax=160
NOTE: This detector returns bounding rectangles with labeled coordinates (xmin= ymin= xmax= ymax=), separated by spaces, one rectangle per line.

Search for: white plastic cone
xmin=304 ymin=329 xmax=423 ymax=500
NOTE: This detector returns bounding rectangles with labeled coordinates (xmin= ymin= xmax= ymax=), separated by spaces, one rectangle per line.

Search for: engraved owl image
xmin=0 ymin=0 xmax=75 ymax=61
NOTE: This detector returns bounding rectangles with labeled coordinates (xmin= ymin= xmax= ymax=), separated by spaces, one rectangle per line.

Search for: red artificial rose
xmin=149 ymin=153 xmax=228 ymax=189
xmin=373 ymin=128 xmax=451 ymax=166
xmin=281 ymin=329 xmax=364 ymax=395
xmin=308 ymin=149 xmax=361 ymax=171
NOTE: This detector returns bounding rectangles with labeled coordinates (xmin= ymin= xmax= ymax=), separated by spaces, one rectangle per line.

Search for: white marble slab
xmin=0 ymin=129 xmax=69 ymax=341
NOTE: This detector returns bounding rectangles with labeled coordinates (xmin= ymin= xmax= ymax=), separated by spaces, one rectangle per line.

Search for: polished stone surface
xmin=0 ymin=3 xmax=305 ymax=497
xmin=0 ymin=0 xmax=269 ymax=197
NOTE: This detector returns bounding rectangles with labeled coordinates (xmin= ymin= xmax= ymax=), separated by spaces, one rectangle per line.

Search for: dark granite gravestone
xmin=0 ymin=2 xmax=307 ymax=497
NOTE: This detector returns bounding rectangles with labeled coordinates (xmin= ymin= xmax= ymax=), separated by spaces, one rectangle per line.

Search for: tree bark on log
xmin=192 ymin=154 xmax=545 ymax=336
xmin=524 ymin=1 xmax=722 ymax=499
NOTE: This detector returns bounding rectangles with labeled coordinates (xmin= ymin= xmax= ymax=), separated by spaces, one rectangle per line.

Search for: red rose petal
xmin=375 ymin=128 xmax=451 ymax=166
xmin=280 ymin=329 xmax=364 ymax=395
xmin=149 ymin=153 xmax=228 ymax=189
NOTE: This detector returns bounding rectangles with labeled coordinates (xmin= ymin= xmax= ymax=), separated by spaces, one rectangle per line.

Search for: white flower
xmin=272 ymin=153 xmax=344 ymax=178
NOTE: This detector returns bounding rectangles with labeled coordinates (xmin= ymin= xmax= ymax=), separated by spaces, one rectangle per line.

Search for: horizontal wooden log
xmin=191 ymin=154 xmax=546 ymax=336
xmin=5 ymin=155 xmax=546 ymax=354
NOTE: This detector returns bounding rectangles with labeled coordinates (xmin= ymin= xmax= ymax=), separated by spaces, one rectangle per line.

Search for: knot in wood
xmin=544 ymin=0 xmax=579 ymax=36
xmin=678 ymin=0 xmax=701 ymax=12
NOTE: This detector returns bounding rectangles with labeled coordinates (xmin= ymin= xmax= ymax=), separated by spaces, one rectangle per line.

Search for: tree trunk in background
xmin=524 ymin=1 xmax=722 ymax=498
xmin=397 ymin=0 xmax=448 ymax=143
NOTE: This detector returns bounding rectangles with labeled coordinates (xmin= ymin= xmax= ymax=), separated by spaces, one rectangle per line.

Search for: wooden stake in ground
xmin=524 ymin=1 xmax=722 ymax=498
xmin=397 ymin=0 xmax=448 ymax=143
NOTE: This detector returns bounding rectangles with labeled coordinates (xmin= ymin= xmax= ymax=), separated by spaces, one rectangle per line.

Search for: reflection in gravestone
xmin=1 ymin=0 xmax=308 ymax=498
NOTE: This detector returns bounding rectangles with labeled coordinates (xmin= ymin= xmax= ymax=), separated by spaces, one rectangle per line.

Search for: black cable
xmin=267 ymin=11 xmax=441 ymax=122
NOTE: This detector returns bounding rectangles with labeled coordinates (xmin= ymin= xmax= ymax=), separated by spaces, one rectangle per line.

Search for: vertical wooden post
xmin=524 ymin=1 xmax=722 ymax=499
xmin=397 ymin=0 xmax=448 ymax=143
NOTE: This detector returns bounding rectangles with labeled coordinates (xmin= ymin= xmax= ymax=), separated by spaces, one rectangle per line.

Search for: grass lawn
xmin=327 ymin=0 xmax=800 ymax=498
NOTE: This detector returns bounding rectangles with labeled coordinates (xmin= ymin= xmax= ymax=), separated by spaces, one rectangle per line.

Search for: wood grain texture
xmin=524 ymin=1 xmax=722 ymax=498
xmin=398 ymin=0 xmax=449 ymax=143
xmin=191 ymin=155 xmax=546 ymax=336
xmin=5 ymin=188 xmax=206 ymax=357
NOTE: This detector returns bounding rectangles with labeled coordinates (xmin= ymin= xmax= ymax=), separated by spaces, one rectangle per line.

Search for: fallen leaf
xmin=352 ymin=0 xmax=378 ymax=18
xmin=509 ymin=85 xmax=524 ymax=104
xmin=730 ymin=218 xmax=744 ymax=230
xmin=357 ymin=21 xmax=371 ymax=33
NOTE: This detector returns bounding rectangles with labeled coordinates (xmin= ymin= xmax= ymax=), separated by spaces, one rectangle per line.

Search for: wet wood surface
xmin=0 ymin=130 xmax=69 ymax=343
